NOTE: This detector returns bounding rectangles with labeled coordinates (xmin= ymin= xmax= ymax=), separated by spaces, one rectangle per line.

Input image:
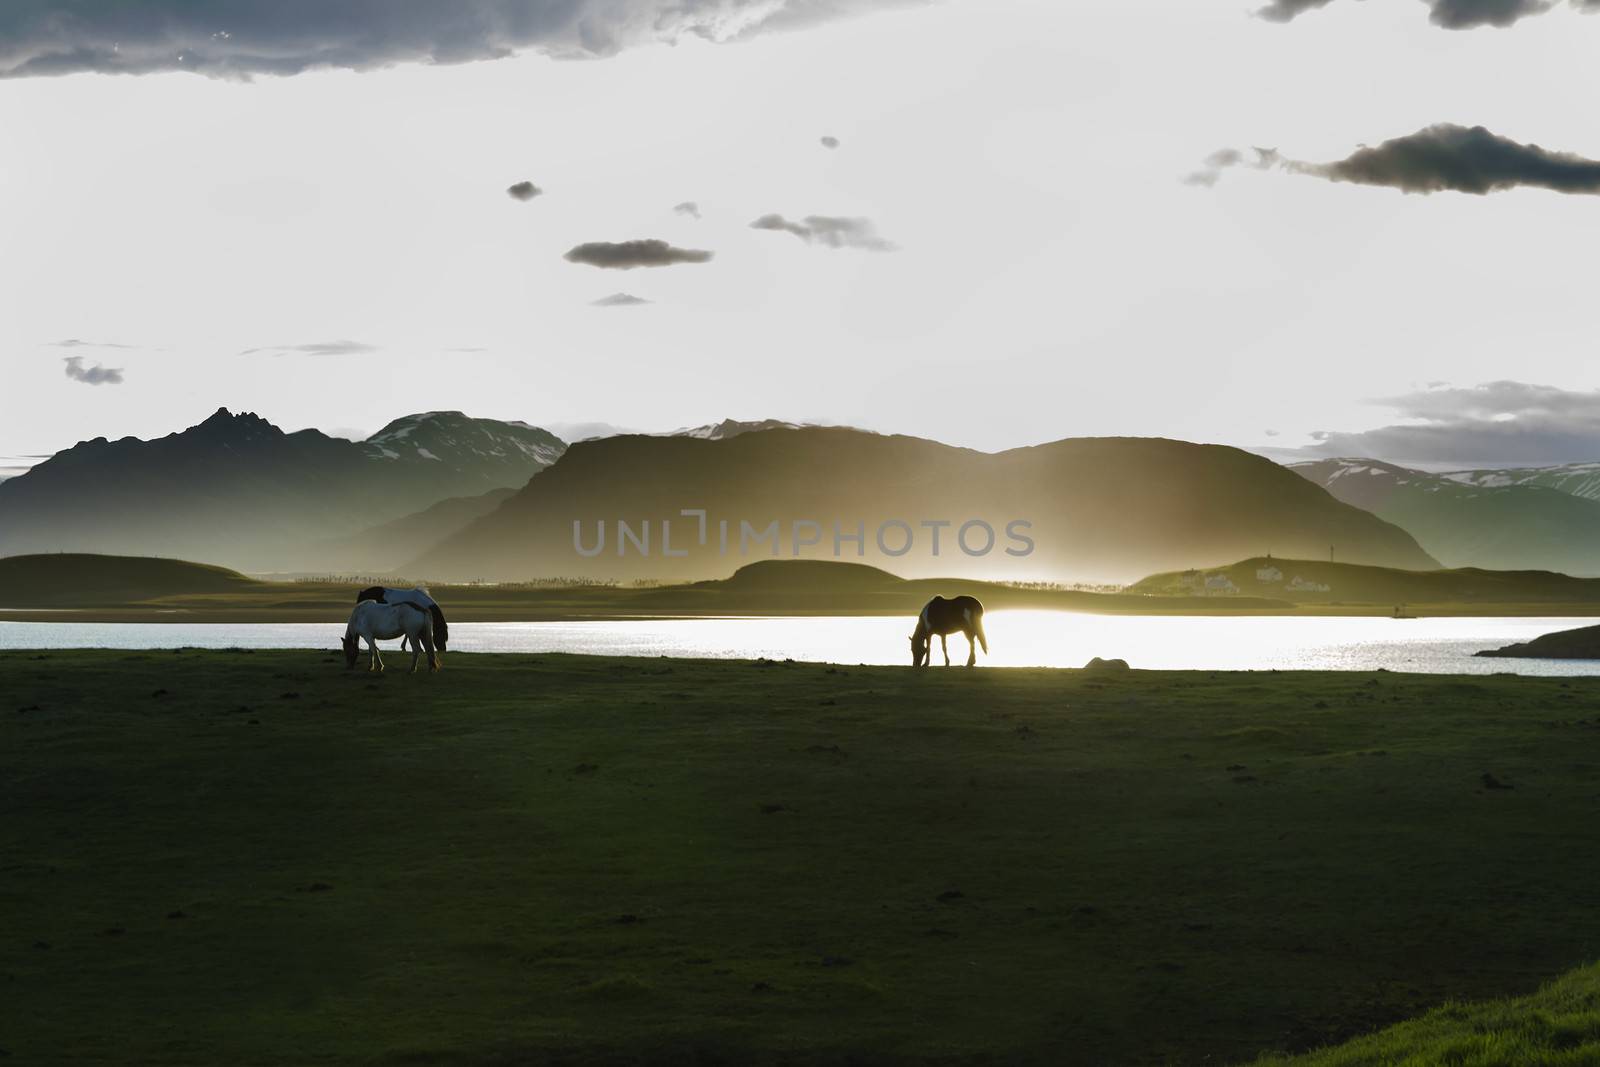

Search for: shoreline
xmin=6 ymin=602 xmax=1600 ymax=624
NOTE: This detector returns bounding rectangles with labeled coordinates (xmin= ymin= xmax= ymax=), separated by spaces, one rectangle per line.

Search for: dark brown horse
xmin=910 ymin=595 xmax=989 ymax=668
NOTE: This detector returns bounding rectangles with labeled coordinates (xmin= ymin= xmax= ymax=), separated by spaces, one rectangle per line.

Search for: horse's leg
xmin=940 ymin=633 xmax=950 ymax=666
xmin=425 ymin=631 xmax=439 ymax=672
xmin=966 ymin=628 xmax=977 ymax=667
xmin=409 ymin=637 xmax=421 ymax=673
xmin=369 ymin=636 xmax=384 ymax=672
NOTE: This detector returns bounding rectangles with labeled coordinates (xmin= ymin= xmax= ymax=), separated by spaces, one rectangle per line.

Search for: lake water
xmin=0 ymin=612 xmax=1596 ymax=675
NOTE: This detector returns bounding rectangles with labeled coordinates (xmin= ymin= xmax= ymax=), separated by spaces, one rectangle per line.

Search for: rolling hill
xmin=0 ymin=409 xmax=563 ymax=572
xmin=0 ymin=553 xmax=263 ymax=607
xmin=407 ymin=428 xmax=1438 ymax=583
xmin=1292 ymin=458 xmax=1600 ymax=574
xmin=1131 ymin=555 xmax=1600 ymax=607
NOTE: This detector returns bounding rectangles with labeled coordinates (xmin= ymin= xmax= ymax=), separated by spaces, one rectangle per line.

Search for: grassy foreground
xmin=3 ymin=652 xmax=1600 ymax=1065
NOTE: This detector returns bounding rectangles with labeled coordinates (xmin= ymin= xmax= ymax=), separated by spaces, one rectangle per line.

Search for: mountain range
xmin=0 ymin=409 xmax=563 ymax=572
xmin=406 ymin=429 xmax=1437 ymax=582
xmin=44 ymin=408 xmax=1600 ymax=582
xmin=1292 ymin=458 xmax=1600 ymax=575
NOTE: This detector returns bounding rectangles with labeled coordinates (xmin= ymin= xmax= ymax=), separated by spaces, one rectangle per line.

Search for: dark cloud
xmin=0 ymin=1 xmax=921 ymax=79
xmin=750 ymin=213 xmax=896 ymax=250
xmin=507 ymin=181 xmax=542 ymax=201
xmin=1257 ymin=0 xmax=1599 ymax=27
xmin=62 ymin=355 xmax=124 ymax=386
xmin=1189 ymin=125 xmax=1600 ymax=196
xmin=673 ymin=201 xmax=702 ymax=219
xmin=1300 ymin=382 xmax=1600 ymax=467
xmin=820 ymin=135 xmax=840 ymax=149
xmin=564 ymin=240 xmax=712 ymax=269
xmin=592 ymin=292 xmax=652 ymax=307
xmin=239 ymin=339 xmax=378 ymax=356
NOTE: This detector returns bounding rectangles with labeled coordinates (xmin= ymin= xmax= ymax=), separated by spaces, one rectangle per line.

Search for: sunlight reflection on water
xmin=2 ymin=612 xmax=1598 ymax=674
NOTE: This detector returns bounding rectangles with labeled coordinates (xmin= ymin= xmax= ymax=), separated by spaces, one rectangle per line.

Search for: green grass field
xmin=4 ymin=651 xmax=1600 ymax=1064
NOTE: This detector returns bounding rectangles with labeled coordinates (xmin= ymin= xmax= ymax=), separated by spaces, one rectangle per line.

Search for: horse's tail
xmin=430 ymin=604 xmax=448 ymax=652
xmin=975 ymin=612 xmax=989 ymax=655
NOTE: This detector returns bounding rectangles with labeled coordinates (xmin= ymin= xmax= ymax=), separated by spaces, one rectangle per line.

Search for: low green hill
xmin=1253 ymin=961 xmax=1600 ymax=1066
xmin=0 ymin=553 xmax=261 ymax=607
xmin=1130 ymin=556 xmax=1600 ymax=608
xmin=708 ymin=559 xmax=905 ymax=592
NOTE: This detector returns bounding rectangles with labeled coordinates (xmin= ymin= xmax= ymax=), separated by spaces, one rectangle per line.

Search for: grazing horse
xmin=357 ymin=586 xmax=448 ymax=653
xmin=911 ymin=595 xmax=989 ymax=668
xmin=342 ymin=600 xmax=439 ymax=673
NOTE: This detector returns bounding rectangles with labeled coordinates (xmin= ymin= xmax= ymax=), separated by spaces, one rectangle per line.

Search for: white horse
xmin=357 ymin=586 xmax=448 ymax=653
xmin=342 ymin=600 xmax=439 ymax=673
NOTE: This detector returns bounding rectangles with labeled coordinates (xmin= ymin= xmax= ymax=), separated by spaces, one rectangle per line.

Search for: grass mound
xmin=1254 ymin=961 xmax=1600 ymax=1066
xmin=0 ymin=552 xmax=258 ymax=607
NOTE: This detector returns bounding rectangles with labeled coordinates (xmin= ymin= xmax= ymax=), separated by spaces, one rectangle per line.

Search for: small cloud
xmin=1182 ymin=147 xmax=1280 ymax=188
xmin=446 ymin=346 xmax=489 ymax=353
xmin=1264 ymin=429 xmax=1281 ymax=437
xmin=563 ymin=239 xmax=714 ymax=269
xmin=592 ymin=293 xmax=652 ymax=307
xmin=673 ymin=201 xmax=702 ymax=219
xmin=1254 ymin=0 xmax=1338 ymax=22
xmin=62 ymin=355 xmax=124 ymax=386
xmin=239 ymin=339 xmax=378 ymax=357
xmin=47 ymin=338 xmax=137 ymax=350
xmin=1186 ymin=125 xmax=1600 ymax=196
xmin=750 ymin=213 xmax=896 ymax=251
xmin=820 ymin=135 xmax=840 ymax=149
xmin=507 ymin=181 xmax=542 ymax=201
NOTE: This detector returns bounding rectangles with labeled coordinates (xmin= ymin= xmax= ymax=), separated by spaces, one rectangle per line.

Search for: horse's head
xmin=341 ymin=633 xmax=360 ymax=668
xmin=910 ymin=633 xmax=928 ymax=668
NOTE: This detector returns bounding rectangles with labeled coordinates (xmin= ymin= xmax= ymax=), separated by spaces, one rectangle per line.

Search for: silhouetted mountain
xmin=408 ymin=428 xmax=1437 ymax=582
xmin=0 ymin=409 xmax=563 ymax=571
xmin=1293 ymin=458 xmax=1600 ymax=575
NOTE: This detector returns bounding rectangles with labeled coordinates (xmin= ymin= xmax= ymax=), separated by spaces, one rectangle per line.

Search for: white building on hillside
xmin=1256 ymin=565 xmax=1284 ymax=583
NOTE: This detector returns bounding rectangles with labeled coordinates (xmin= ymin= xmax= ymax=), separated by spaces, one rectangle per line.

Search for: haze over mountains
xmin=1294 ymin=458 xmax=1600 ymax=575
xmin=24 ymin=406 xmax=1600 ymax=583
xmin=408 ymin=430 xmax=1436 ymax=582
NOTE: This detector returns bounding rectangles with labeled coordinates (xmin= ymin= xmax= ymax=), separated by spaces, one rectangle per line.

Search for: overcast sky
xmin=5 ymin=0 xmax=1600 ymax=473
